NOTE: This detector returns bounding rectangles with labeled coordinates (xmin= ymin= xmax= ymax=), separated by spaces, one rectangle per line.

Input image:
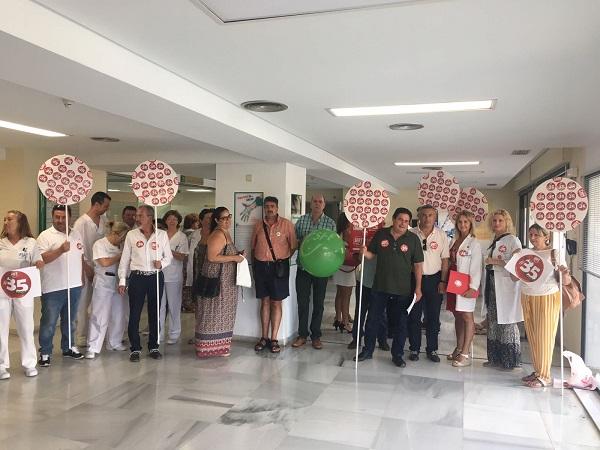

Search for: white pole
xmin=559 ymin=232 xmax=564 ymax=391
xmin=66 ymin=205 xmax=72 ymax=350
xmin=155 ymin=207 xmax=161 ymax=347
xmin=355 ymin=227 xmax=367 ymax=371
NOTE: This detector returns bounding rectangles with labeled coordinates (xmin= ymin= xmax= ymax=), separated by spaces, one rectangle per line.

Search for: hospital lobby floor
xmin=1 ymin=290 xmax=599 ymax=449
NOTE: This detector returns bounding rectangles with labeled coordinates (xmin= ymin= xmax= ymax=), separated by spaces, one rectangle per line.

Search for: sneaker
xmin=39 ymin=355 xmax=51 ymax=367
xmin=63 ymin=348 xmax=84 ymax=360
xmin=24 ymin=367 xmax=38 ymax=377
xmin=427 ymin=351 xmax=441 ymax=363
xmin=393 ymin=357 xmax=407 ymax=368
xmin=353 ymin=351 xmax=372 ymax=362
xmin=129 ymin=351 xmax=141 ymax=362
xmin=0 ymin=369 xmax=10 ymax=380
xmin=167 ymin=338 xmax=178 ymax=345
xmin=409 ymin=351 xmax=419 ymax=361
xmin=108 ymin=344 xmax=128 ymax=351
xmin=85 ymin=351 xmax=96 ymax=360
xmin=149 ymin=349 xmax=162 ymax=360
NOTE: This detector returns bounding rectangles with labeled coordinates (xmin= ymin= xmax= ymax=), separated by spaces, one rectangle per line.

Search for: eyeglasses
xmin=422 ymin=238 xmax=427 ymax=251
xmin=217 ymin=214 xmax=233 ymax=221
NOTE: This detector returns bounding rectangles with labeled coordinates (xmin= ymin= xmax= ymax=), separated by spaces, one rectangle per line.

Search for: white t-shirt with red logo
xmin=410 ymin=226 xmax=450 ymax=275
xmin=37 ymin=226 xmax=85 ymax=294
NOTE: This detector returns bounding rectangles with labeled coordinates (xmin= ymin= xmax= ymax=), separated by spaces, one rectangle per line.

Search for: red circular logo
xmin=514 ymin=255 xmax=544 ymax=282
xmin=459 ymin=250 xmax=468 ymax=257
xmin=381 ymin=240 xmax=389 ymax=248
xmin=136 ymin=240 xmax=144 ymax=248
xmin=1 ymin=271 xmax=32 ymax=298
xmin=400 ymin=244 xmax=409 ymax=253
xmin=498 ymin=245 xmax=507 ymax=253
xmin=430 ymin=242 xmax=438 ymax=250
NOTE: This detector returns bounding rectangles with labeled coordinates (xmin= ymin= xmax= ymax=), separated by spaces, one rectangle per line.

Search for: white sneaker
xmin=0 ymin=369 xmax=10 ymax=380
xmin=167 ymin=338 xmax=178 ymax=345
xmin=109 ymin=344 xmax=128 ymax=351
xmin=24 ymin=367 xmax=38 ymax=377
xmin=85 ymin=351 xmax=96 ymax=360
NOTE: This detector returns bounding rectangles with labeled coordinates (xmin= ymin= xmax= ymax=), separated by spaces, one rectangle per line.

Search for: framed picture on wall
xmin=291 ymin=193 xmax=302 ymax=223
xmin=233 ymin=192 xmax=263 ymax=257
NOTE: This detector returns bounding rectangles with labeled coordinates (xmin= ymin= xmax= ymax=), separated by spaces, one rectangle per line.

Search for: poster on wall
xmin=291 ymin=194 xmax=302 ymax=224
xmin=234 ymin=192 xmax=263 ymax=258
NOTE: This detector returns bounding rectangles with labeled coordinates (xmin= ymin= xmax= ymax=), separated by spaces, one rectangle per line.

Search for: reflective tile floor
xmin=1 ymin=293 xmax=598 ymax=449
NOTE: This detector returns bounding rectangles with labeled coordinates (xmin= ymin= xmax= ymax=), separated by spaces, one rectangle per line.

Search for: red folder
xmin=447 ymin=270 xmax=479 ymax=297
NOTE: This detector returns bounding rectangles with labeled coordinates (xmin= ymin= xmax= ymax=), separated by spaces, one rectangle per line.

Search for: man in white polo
xmin=408 ymin=204 xmax=450 ymax=363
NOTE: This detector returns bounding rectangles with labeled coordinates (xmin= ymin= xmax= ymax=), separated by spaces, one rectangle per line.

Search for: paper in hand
xmin=406 ymin=294 xmax=417 ymax=314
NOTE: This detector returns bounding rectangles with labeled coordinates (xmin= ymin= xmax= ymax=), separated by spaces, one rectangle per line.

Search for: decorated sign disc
xmin=417 ymin=170 xmax=460 ymax=212
xmin=37 ymin=155 xmax=93 ymax=205
xmin=452 ymin=187 xmax=489 ymax=223
xmin=1 ymin=270 xmax=32 ymax=299
xmin=343 ymin=180 xmax=389 ymax=230
xmin=131 ymin=160 xmax=179 ymax=206
xmin=530 ymin=177 xmax=588 ymax=232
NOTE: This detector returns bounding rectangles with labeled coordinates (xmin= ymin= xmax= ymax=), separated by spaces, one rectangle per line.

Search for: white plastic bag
xmin=236 ymin=257 xmax=252 ymax=288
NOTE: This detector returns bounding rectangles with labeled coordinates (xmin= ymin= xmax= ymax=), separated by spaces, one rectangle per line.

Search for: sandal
xmin=452 ymin=354 xmax=471 ymax=367
xmin=254 ymin=337 xmax=270 ymax=352
xmin=525 ymin=377 xmax=552 ymax=388
xmin=521 ymin=372 xmax=537 ymax=382
xmin=270 ymin=340 xmax=281 ymax=353
xmin=447 ymin=347 xmax=461 ymax=361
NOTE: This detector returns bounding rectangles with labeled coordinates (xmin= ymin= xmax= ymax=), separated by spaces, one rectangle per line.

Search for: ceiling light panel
xmin=395 ymin=161 xmax=480 ymax=166
xmin=329 ymin=100 xmax=496 ymax=117
xmin=0 ymin=119 xmax=67 ymax=137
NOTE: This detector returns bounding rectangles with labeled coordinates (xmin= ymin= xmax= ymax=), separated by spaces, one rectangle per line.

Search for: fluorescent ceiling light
xmin=186 ymin=188 xmax=213 ymax=193
xmin=107 ymin=189 xmax=121 ymax=192
xmin=394 ymin=161 xmax=480 ymax=166
xmin=328 ymin=100 xmax=496 ymax=117
xmin=0 ymin=119 xmax=67 ymax=137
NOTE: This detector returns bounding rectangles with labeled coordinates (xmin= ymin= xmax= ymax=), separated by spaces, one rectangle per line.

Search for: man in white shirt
xmin=118 ymin=205 xmax=172 ymax=362
xmin=73 ymin=191 xmax=111 ymax=346
xmin=408 ymin=205 xmax=450 ymax=363
xmin=37 ymin=205 xmax=86 ymax=367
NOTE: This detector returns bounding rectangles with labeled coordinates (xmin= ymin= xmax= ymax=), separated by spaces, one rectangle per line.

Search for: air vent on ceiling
xmin=511 ymin=149 xmax=530 ymax=155
xmin=421 ymin=166 xmax=442 ymax=171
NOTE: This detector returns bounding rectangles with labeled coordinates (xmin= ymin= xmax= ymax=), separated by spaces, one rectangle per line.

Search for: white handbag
xmin=236 ymin=256 xmax=252 ymax=288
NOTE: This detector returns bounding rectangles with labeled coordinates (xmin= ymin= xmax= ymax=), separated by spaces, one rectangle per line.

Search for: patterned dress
xmin=195 ymin=242 xmax=239 ymax=358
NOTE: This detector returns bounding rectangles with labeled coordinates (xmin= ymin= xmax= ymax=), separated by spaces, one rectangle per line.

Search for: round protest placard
xmin=37 ymin=155 xmax=93 ymax=205
xmin=530 ymin=177 xmax=588 ymax=232
xmin=343 ymin=180 xmax=389 ymax=230
xmin=131 ymin=160 xmax=179 ymax=206
xmin=417 ymin=170 xmax=460 ymax=212
xmin=453 ymin=186 xmax=489 ymax=223
xmin=1 ymin=270 xmax=32 ymax=299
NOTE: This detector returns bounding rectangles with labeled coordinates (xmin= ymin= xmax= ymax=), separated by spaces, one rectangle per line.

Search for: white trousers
xmin=87 ymin=285 xmax=128 ymax=353
xmin=0 ymin=297 xmax=37 ymax=370
xmin=160 ymin=281 xmax=183 ymax=340
xmin=76 ymin=278 xmax=93 ymax=343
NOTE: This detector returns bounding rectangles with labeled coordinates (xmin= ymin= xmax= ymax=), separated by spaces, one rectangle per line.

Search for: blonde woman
xmin=519 ymin=224 xmax=568 ymax=387
xmin=446 ymin=212 xmax=482 ymax=367
xmin=85 ymin=221 xmax=130 ymax=359
xmin=484 ymin=209 xmax=523 ymax=369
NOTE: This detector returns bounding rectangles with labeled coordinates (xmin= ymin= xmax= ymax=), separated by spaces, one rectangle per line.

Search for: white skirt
xmin=333 ymin=265 xmax=357 ymax=287
xmin=455 ymin=296 xmax=476 ymax=313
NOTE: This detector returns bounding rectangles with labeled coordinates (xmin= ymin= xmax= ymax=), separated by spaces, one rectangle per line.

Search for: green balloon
xmin=299 ymin=229 xmax=345 ymax=277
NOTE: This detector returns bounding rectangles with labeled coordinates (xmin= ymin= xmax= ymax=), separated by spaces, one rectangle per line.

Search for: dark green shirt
xmin=368 ymin=227 xmax=424 ymax=296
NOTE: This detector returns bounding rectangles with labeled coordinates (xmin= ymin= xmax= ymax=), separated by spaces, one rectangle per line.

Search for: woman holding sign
xmin=519 ymin=224 xmax=568 ymax=387
xmin=484 ymin=209 xmax=523 ymax=370
xmin=0 ymin=211 xmax=44 ymax=379
xmin=446 ymin=211 xmax=482 ymax=367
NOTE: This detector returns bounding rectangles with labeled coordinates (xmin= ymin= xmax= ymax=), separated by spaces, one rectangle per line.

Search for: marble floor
xmin=1 ymin=289 xmax=599 ymax=449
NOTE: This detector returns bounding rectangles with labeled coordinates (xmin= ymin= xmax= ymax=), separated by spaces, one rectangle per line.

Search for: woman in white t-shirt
xmin=85 ymin=221 xmax=130 ymax=359
xmin=160 ymin=210 xmax=189 ymax=344
xmin=0 ymin=210 xmax=44 ymax=379
xmin=519 ymin=223 xmax=570 ymax=387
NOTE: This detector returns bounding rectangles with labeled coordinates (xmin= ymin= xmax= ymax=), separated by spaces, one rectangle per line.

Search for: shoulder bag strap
xmin=263 ymin=222 xmax=278 ymax=261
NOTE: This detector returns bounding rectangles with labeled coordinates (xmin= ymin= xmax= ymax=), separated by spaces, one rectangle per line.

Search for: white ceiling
xmin=2 ymin=0 xmax=600 ymax=190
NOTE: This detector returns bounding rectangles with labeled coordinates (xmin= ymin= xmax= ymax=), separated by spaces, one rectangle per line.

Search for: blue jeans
xmin=39 ymin=287 xmax=82 ymax=355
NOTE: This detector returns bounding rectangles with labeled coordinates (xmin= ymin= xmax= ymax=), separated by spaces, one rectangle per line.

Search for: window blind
xmin=583 ymin=172 xmax=600 ymax=278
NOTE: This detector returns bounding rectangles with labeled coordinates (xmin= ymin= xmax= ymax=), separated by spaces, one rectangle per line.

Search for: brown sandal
xmin=447 ymin=347 xmax=460 ymax=361
xmin=525 ymin=377 xmax=552 ymax=388
xmin=521 ymin=372 xmax=537 ymax=382
xmin=254 ymin=337 xmax=270 ymax=352
xmin=270 ymin=340 xmax=281 ymax=353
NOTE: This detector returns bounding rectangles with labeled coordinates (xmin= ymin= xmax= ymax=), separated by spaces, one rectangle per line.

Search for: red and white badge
xmin=498 ymin=245 xmax=507 ymax=253
xmin=132 ymin=160 xmax=179 ymax=207
xmin=417 ymin=170 xmax=459 ymax=212
xmin=380 ymin=240 xmax=389 ymax=248
xmin=430 ymin=241 xmax=438 ymax=250
xmin=400 ymin=244 xmax=409 ymax=253
xmin=151 ymin=242 xmax=158 ymax=251
xmin=38 ymin=155 xmax=93 ymax=206
xmin=136 ymin=240 xmax=144 ymax=248
xmin=459 ymin=249 xmax=468 ymax=257
xmin=530 ymin=177 xmax=588 ymax=232
xmin=343 ymin=180 xmax=389 ymax=230
xmin=76 ymin=242 xmax=83 ymax=251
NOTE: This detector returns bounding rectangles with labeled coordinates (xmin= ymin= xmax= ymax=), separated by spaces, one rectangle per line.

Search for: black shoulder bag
xmin=263 ymin=222 xmax=290 ymax=279
xmin=193 ymin=233 xmax=225 ymax=298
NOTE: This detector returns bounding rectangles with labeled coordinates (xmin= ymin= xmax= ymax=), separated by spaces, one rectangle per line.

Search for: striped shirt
xmin=294 ymin=213 xmax=336 ymax=269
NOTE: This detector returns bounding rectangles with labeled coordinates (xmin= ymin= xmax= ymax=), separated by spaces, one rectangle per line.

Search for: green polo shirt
xmin=368 ymin=227 xmax=424 ymax=296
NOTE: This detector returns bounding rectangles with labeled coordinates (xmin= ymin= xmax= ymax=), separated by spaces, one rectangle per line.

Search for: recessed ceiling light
xmin=241 ymin=100 xmax=288 ymax=113
xmin=328 ymin=99 xmax=496 ymax=117
xmin=389 ymin=123 xmax=424 ymax=131
xmin=91 ymin=137 xmax=120 ymax=142
xmin=186 ymin=188 xmax=213 ymax=193
xmin=395 ymin=161 xmax=480 ymax=166
xmin=0 ymin=119 xmax=67 ymax=137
